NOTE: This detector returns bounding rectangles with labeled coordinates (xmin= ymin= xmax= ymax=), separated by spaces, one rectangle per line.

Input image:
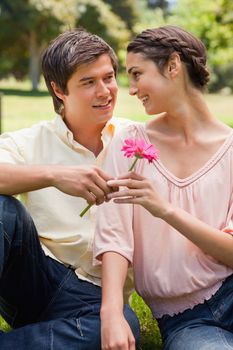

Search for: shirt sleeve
xmin=93 ymin=125 xmax=139 ymax=265
xmin=0 ymin=133 xmax=25 ymax=164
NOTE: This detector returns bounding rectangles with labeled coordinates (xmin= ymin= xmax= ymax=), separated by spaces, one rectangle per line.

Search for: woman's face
xmin=126 ymin=52 xmax=172 ymax=115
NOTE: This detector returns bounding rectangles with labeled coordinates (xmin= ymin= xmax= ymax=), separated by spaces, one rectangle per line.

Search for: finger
xmin=117 ymin=171 xmax=145 ymax=181
xmin=107 ymin=178 xmax=144 ymax=190
xmin=95 ymin=167 xmax=115 ymax=181
xmin=87 ymin=184 xmax=105 ymax=204
xmin=93 ymin=176 xmax=115 ymax=196
xmin=107 ymin=188 xmax=143 ymax=200
xmin=129 ymin=335 xmax=136 ymax=350
xmin=109 ymin=185 xmax=119 ymax=193
xmin=113 ymin=197 xmax=142 ymax=204
xmin=84 ymin=191 xmax=97 ymax=205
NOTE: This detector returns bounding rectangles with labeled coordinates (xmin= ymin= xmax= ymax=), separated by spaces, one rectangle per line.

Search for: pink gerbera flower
xmin=121 ymin=138 xmax=159 ymax=170
xmin=80 ymin=138 xmax=159 ymax=217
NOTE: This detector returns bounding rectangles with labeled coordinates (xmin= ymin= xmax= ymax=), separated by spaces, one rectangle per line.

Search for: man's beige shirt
xmin=0 ymin=115 xmax=133 ymax=297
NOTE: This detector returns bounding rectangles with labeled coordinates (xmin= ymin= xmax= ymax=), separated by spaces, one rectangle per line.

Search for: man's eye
xmin=105 ymin=75 xmax=114 ymax=82
xmin=84 ymin=80 xmax=94 ymax=85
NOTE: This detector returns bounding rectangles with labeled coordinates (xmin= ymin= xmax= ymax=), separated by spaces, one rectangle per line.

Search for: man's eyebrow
xmin=79 ymin=76 xmax=94 ymax=82
xmin=79 ymin=70 xmax=115 ymax=82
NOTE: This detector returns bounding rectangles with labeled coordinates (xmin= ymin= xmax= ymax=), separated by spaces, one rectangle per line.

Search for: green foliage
xmin=134 ymin=0 xmax=167 ymax=34
xmin=1 ymin=0 xmax=233 ymax=91
xmin=147 ymin=0 xmax=170 ymax=14
xmin=0 ymin=0 xmax=64 ymax=87
xmin=131 ymin=292 xmax=162 ymax=350
xmin=169 ymin=0 xmax=233 ymax=65
xmin=76 ymin=0 xmax=130 ymax=53
xmin=133 ymin=0 xmax=233 ymax=92
xmin=0 ymin=315 xmax=10 ymax=333
xmin=167 ymin=0 xmax=233 ymax=91
xmin=103 ymin=0 xmax=139 ymax=31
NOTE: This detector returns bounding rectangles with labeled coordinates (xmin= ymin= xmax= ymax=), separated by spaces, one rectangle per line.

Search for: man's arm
xmin=100 ymin=252 xmax=136 ymax=350
xmin=0 ymin=163 xmax=113 ymax=204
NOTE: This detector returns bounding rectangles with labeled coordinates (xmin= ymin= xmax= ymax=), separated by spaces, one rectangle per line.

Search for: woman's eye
xmin=133 ymin=72 xmax=140 ymax=80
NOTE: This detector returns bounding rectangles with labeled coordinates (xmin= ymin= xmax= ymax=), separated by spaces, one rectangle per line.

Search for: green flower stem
xmin=128 ymin=157 xmax=139 ymax=171
xmin=80 ymin=156 xmax=140 ymax=218
xmin=79 ymin=203 xmax=92 ymax=217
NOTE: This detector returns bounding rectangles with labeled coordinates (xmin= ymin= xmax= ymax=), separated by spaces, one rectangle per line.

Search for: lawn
xmin=0 ymin=78 xmax=232 ymax=132
xmin=0 ymin=79 xmax=232 ymax=349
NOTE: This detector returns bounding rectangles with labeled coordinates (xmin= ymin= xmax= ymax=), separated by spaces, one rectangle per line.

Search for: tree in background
xmin=168 ymin=0 xmax=233 ymax=91
xmin=102 ymin=0 xmax=139 ymax=32
xmin=76 ymin=0 xmax=131 ymax=70
xmin=0 ymin=0 xmax=131 ymax=90
xmin=0 ymin=0 xmax=232 ymax=92
xmin=134 ymin=0 xmax=167 ymax=34
xmin=147 ymin=0 xmax=170 ymax=13
xmin=0 ymin=0 xmax=66 ymax=90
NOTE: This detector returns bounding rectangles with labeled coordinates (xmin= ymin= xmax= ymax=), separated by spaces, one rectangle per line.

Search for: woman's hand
xmin=107 ymin=171 xmax=172 ymax=219
xmin=101 ymin=313 xmax=135 ymax=350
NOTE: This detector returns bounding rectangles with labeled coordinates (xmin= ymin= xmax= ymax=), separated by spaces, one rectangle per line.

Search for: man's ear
xmin=51 ymin=81 xmax=65 ymax=101
xmin=167 ymin=53 xmax=181 ymax=78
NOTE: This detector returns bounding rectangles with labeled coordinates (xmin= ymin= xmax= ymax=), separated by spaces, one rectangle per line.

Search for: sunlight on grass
xmin=131 ymin=292 xmax=162 ymax=350
xmin=0 ymin=79 xmax=232 ymax=132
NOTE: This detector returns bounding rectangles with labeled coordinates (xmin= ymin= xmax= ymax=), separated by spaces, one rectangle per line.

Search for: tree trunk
xmin=29 ymin=30 xmax=40 ymax=91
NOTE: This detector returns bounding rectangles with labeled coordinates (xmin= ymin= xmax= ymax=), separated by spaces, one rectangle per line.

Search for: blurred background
xmin=0 ymin=0 xmax=232 ymax=92
xmin=0 ymin=0 xmax=232 ymax=133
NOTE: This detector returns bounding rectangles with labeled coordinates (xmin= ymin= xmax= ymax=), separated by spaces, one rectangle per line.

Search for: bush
xmin=131 ymin=292 xmax=162 ymax=350
xmin=0 ymin=315 xmax=10 ymax=332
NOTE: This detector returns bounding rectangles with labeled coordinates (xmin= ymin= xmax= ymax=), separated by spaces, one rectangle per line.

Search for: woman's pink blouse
xmin=94 ymin=123 xmax=233 ymax=317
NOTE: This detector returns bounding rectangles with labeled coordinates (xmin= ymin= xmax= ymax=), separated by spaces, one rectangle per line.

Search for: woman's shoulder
xmin=114 ymin=120 xmax=146 ymax=139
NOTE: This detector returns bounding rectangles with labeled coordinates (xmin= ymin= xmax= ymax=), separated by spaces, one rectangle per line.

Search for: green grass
xmin=0 ymin=316 xmax=10 ymax=332
xmin=0 ymin=78 xmax=232 ymax=348
xmin=0 ymin=78 xmax=232 ymax=132
xmin=131 ymin=293 xmax=162 ymax=349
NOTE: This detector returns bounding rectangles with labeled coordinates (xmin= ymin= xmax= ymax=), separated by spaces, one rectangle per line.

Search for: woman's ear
xmin=51 ymin=81 xmax=65 ymax=101
xmin=167 ymin=53 xmax=181 ymax=78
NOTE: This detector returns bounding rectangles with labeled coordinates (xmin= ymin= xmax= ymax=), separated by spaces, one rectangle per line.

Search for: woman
xmin=94 ymin=25 xmax=233 ymax=350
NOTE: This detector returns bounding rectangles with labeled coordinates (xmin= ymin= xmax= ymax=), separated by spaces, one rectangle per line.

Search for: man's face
xmin=54 ymin=54 xmax=118 ymax=130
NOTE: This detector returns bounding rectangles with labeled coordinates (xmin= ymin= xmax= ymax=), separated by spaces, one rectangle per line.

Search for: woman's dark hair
xmin=127 ymin=25 xmax=210 ymax=90
xmin=41 ymin=28 xmax=118 ymax=114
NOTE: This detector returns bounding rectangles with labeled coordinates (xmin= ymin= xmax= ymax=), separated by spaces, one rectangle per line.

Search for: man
xmin=0 ymin=29 xmax=139 ymax=349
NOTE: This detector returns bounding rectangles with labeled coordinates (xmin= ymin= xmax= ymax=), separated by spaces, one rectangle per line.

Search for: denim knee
xmin=0 ymin=195 xmax=37 ymax=278
xmin=0 ymin=194 xmax=27 ymax=218
xmin=0 ymin=195 xmax=33 ymax=241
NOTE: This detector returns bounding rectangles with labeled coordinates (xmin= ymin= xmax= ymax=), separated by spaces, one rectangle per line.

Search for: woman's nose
xmin=129 ymin=84 xmax=137 ymax=96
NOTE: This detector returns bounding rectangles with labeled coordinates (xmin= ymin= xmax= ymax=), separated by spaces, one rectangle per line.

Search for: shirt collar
xmin=53 ymin=114 xmax=115 ymax=151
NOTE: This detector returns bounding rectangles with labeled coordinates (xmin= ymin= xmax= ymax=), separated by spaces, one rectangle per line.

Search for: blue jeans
xmin=0 ymin=195 xmax=140 ymax=349
xmin=158 ymin=274 xmax=233 ymax=349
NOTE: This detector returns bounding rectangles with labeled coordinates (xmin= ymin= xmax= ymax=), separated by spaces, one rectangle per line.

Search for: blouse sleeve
xmin=222 ymin=145 xmax=233 ymax=235
xmin=93 ymin=124 xmax=140 ymax=265
xmin=222 ymin=192 xmax=233 ymax=236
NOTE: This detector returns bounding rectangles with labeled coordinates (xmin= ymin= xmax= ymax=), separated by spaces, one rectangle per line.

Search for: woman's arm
xmin=107 ymin=171 xmax=233 ymax=269
xmin=100 ymin=252 xmax=136 ymax=350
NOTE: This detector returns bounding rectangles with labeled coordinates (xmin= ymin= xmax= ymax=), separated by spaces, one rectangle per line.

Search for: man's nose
xmin=96 ymin=81 xmax=109 ymax=97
